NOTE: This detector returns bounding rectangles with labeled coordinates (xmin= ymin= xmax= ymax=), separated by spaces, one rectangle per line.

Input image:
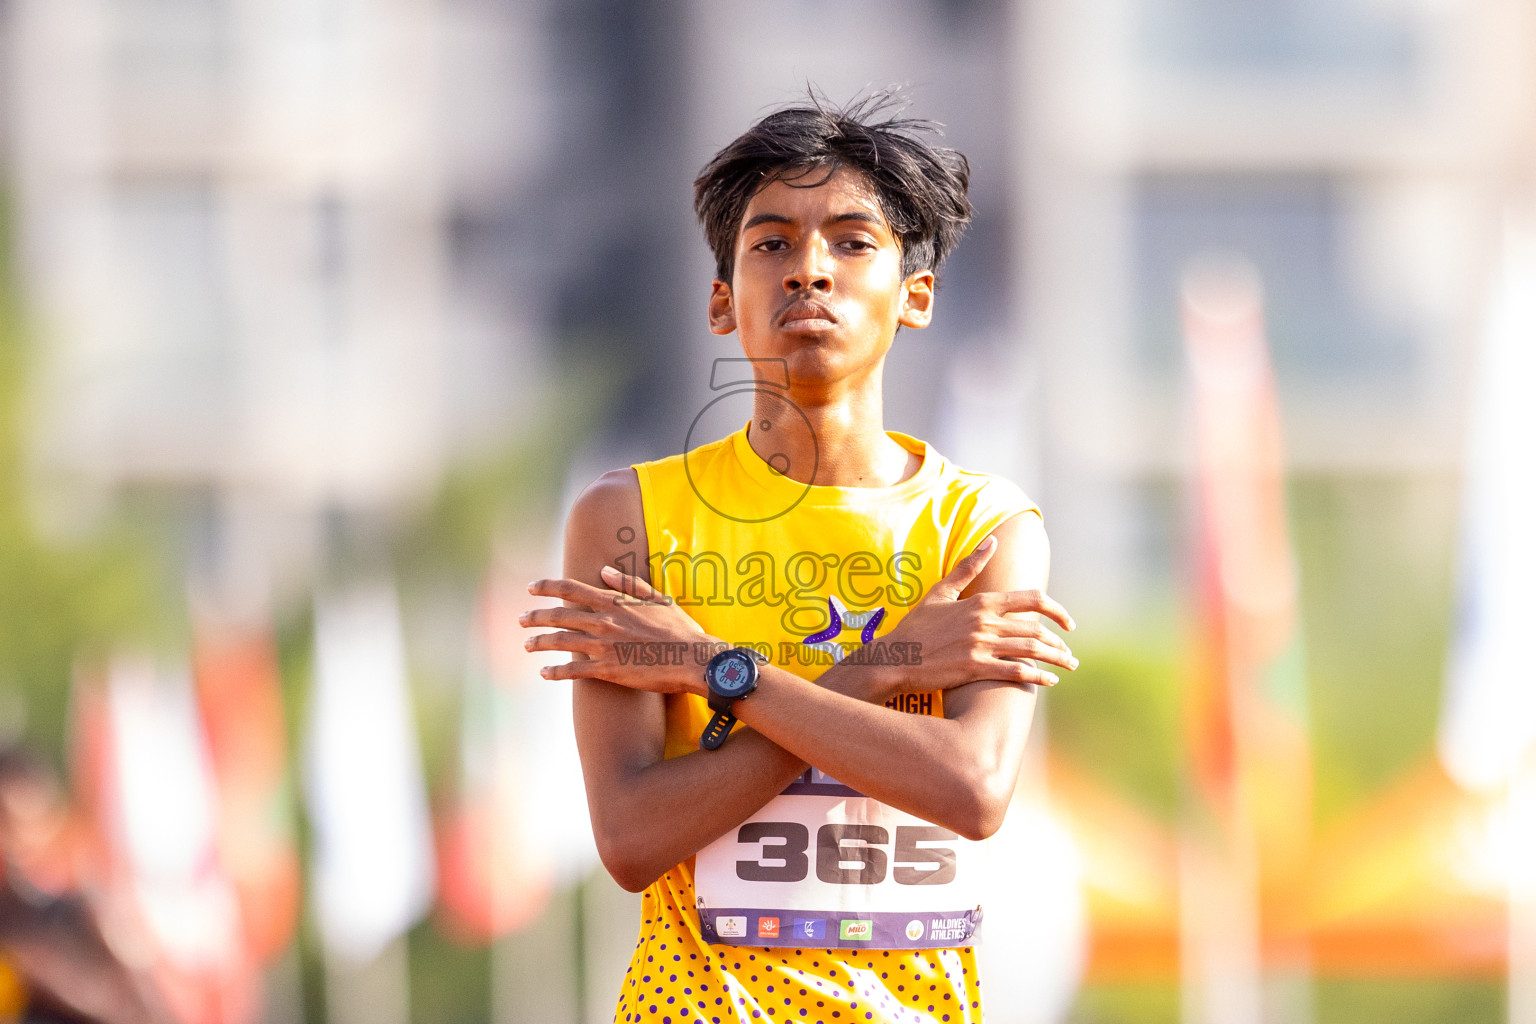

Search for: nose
xmin=782 ymin=238 xmax=833 ymax=294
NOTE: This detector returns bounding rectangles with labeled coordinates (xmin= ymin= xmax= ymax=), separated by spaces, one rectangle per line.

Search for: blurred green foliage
xmin=1057 ymin=470 xmax=1473 ymax=1023
xmin=1068 ymin=978 xmax=1502 ymax=1024
xmin=1069 ymin=980 xmax=1180 ymax=1024
xmin=0 ymin=195 xmax=185 ymax=764
xmin=1047 ymin=614 xmax=1184 ymax=819
xmin=1314 ymin=977 xmax=1501 ymax=1023
xmin=1048 ymin=472 xmax=1460 ymax=830
xmin=1290 ymin=474 xmax=1458 ymax=828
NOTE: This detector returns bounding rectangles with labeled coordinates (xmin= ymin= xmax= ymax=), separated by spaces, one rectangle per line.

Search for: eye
xmin=838 ymin=238 xmax=877 ymax=253
xmin=752 ymin=238 xmax=789 ymax=253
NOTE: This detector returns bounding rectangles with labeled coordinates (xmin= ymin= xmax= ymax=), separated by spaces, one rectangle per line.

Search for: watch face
xmin=712 ymin=652 xmax=754 ymax=695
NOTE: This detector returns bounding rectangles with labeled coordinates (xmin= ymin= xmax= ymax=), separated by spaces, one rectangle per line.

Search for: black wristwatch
xmin=699 ymin=647 xmax=765 ymax=750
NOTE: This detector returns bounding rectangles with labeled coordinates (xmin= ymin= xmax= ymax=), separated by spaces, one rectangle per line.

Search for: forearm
xmin=582 ymin=658 xmax=899 ymax=891
xmin=585 ymin=723 xmax=804 ymax=891
xmin=732 ymin=666 xmax=1028 ymax=839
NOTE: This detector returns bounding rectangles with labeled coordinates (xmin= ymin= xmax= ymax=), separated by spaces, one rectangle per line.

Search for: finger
xmin=993 ymin=638 xmax=1078 ymax=671
xmin=599 ymin=564 xmax=672 ymax=605
xmin=528 ymin=577 xmax=619 ymax=609
xmin=990 ymin=618 xmax=1072 ymax=655
xmin=927 ymin=535 xmax=997 ymax=603
xmin=539 ymin=660 xmax=599 ymax=681
xmin=986 ymin=658 xmax=1060 ymax=687
xmin=989 ymin=589 xmax=1075 ymax=631
xmin=523 ymin=630 xmax=603 ymax=656
xmin=518 ymin=606 xmax=597 ymax=631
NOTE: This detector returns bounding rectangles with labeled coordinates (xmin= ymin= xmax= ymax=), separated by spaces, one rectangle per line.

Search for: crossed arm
xmin=527 ymin=469 xmax=1075 ymax=892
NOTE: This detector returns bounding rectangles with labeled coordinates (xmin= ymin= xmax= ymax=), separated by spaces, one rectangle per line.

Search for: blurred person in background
xmin=523 ymin=94 xmax=1077 ymax=1023
xmin=0 ymin=747 xmax=164 ymax=1024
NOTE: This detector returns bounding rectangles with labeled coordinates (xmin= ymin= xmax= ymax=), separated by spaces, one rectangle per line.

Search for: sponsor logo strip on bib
xmin=698 ymin=909 xmax=979 ymax=949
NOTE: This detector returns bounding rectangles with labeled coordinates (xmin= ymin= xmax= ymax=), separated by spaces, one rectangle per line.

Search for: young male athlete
xmin=521 ymin=97 xmax=1078 ymax=1023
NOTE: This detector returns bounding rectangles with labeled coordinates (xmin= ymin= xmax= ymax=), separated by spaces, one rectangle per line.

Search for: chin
xmin=781 ymin=347 xmax=861 ymax=387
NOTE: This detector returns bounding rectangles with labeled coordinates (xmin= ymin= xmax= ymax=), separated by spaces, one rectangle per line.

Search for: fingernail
xmin=1069 ymin=657 xmax=1079 ymax=669
xmin=527 ymin=581 xmax=538 ymax=593
xmin=1045 ymin=673 xmax=1059 ymax=685
xmin=522 ymin=637 xmax=533 ymax=650
xmin=539 ymin=666 xmax=551 ymax=678
xmin=1067 ymin=619 xmax=1077 ymax=631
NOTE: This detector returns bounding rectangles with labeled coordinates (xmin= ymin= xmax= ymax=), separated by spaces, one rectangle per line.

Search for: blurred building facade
xmin=5 ymin=0 xmax=563 ymax=605
xmin=12 ymin=0 xmax=1525 ymax=615
xmin=1010 ymin=0 xmax=1536 ymax=618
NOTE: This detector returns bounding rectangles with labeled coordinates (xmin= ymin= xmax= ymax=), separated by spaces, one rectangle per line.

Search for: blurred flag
xmin=1184 ymin=257 xmax=1312 ymax=884
xmin=304 ymin=583 xmax=436 ymax=965
xmin=1437 ymin=213 xmax=1536 ymax=1024
xmin=98 ymin=657 xmax=258 ymax=1024
xmin=1180 ymin=257 xmax=1311 ymax=1023
xmin=1438 ymin=214 xmax=1536 ymax=792
xmin=191 ymin=624 xmax=301 ymax=963
xmin=484 ymin=541 xmax=598 ymax=881
xmin=435 ymin=575 xmax=556 ymax=943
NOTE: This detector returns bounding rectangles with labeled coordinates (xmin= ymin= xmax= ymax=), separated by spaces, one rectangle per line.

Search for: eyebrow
xmin=741 ymin=211 xmax=885 ymax=231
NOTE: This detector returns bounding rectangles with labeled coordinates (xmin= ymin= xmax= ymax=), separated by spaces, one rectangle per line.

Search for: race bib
xmin=694 ymin=768 xmax=985 ymax=949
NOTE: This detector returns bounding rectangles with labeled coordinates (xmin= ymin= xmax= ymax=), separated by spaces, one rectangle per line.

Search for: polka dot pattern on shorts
xmin=610 ymin=866 xmax=983 ymax=1024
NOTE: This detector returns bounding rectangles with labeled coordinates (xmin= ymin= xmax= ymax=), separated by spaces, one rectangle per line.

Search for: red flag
xmin=191 ymin=624 xmax=301 ymax=963
xmin=1183 ymin=258 xmax=1311 ymax=880
xmin=435 ymin=572 xmax=556 ymax=943
xmin=1180 ymin=259 xmax=1311 ymax=1023
xmin=71 ymin=657 xmax=260 ymax=1024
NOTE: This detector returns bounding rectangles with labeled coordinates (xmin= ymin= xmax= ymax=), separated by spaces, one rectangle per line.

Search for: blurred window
xmin=111 ymin=0 xmax=229 ymax=117
xmin=1131 ymin=173 xmax=1417 ymax=382
xmin=314 ymin=191 xmax=350 ymax=350
xmin=110 ymin=178 xmax=233 ymax=410
xmin=1139 ymin=0 xmax=1420 ymax=80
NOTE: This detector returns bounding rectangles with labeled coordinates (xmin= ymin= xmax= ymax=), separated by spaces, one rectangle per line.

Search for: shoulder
xmin=964 ymin=503 xmax=1049 ymax=596
xmin=565 ymin=468 xmax=646 ymax=571
xmin=568 ymin=467 xmax=642 ymax=527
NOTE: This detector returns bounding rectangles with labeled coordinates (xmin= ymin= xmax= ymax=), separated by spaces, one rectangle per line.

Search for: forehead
xmin=739 ymin=165 xmax=889 ymax=229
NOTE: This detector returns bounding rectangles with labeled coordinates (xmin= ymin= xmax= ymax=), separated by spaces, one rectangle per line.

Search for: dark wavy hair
xmin=693 ymin=92 xmax=973 ymax=285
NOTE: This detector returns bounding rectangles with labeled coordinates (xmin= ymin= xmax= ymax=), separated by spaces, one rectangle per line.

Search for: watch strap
xmin=699 ymin=647 xmax=767 ymax=750
xmin=699 ymin=711 xmax=736 ymax=751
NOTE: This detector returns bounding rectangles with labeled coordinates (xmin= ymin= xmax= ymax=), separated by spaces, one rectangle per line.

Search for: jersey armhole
xmin=631 ymin=462 xmax=664 ymax=590
xmin=942 ymin=505 xmax=1043 ymax=576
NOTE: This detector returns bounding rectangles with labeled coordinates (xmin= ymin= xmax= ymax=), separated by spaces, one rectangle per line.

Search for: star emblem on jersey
xmin=801 ymin=595 xmax=886 ymax=662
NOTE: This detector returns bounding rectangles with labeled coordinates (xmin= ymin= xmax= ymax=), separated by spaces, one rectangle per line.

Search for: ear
xmin=708 ymin=279 xmax=737 ymax=335
xmin=898 ymin=269 xmax=935 ymax=329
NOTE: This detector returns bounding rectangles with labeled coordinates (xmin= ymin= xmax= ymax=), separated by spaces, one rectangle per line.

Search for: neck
xmin=746 ymin=363 xmax=919 ymax=487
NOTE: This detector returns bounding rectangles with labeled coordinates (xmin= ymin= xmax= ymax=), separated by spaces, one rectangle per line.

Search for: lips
xmin=777 ymin=298 xmax=839 ymax=330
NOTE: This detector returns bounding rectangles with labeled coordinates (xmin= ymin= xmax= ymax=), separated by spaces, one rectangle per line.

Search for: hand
xmin=521 ymin=566 xmax=718 ymax=695
xmin=876 ymin=536 xmax=1077 ymax=695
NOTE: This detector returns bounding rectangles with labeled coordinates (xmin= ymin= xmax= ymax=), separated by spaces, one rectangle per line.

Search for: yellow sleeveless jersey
xmin=616 ymin=423 xmax=1038 ymax=1024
